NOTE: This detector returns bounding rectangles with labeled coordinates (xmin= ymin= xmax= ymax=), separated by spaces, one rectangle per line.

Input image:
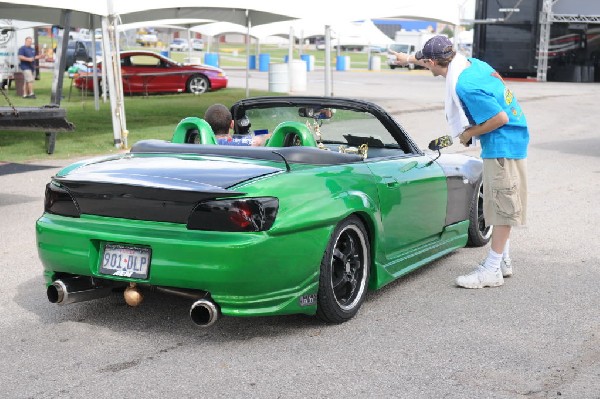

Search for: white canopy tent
xmin=0 ymin=0 xmax=304 ymax=148
xmin=189 ymin=21 xmax=259 ymax=55
xmin=117 ymin=19 xmax=215 ymax=32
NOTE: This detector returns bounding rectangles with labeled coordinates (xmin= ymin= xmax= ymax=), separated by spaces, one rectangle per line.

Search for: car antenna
xmin=270 ymin=151 xmax=291 ymax=172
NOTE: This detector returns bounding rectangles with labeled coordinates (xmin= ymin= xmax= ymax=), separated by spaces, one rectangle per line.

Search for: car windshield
xmin=242 ymin=105 xmax=402 ymax=149
xmin=389 ymin=44 xmax=411 ymax=53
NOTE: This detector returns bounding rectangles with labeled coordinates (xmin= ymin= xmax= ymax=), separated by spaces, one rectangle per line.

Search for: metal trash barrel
xmin=369 ymin=56 xmax=382 ymax=71
xmin=289 ymin=60 xmax=307 ymax=92
xmin=268 ymin=63 xmax=288 ymax=93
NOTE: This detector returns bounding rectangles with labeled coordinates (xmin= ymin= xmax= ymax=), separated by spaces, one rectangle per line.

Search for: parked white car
xmin=169 ymin=39 xmax=189 ymax=52
xmin=191 ymin=38 xmax=204 ymax=51
xmin=387 ymin=43 xmax=416 ymax=70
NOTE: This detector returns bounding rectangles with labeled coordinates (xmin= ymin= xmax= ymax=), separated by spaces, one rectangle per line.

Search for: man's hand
xmin=458 ymin=131 xmax=471 ymax=146
xmin=390 ymin=51 xmax=410 ymax=66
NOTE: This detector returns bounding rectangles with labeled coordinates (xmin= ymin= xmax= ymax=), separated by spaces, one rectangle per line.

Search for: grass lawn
xmin=1 ymin=42 xmax=385 ymax=163
xmin=0 ymin=71 xmax=272 ymax=163
xmin=165 ymin=44 xmax=381 ymax=70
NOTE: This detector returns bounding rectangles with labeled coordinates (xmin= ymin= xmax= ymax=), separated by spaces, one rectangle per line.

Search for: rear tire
xmin=317 ymin=216 xmax=370 ymax=323
xmin=187 ymin=75 xmax=209 ymax=94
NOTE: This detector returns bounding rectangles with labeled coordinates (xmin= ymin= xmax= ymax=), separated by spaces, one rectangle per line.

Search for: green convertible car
xmin=37 ymin=96 xmax=491 ymax=327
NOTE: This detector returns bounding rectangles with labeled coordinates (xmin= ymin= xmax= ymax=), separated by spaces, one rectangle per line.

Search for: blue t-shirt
xmin=18 ymin=45 xmax=36 ymax=71
xmin=456 ymin=58 xmax=529 ymax=159
xmin=217 ymin=134 xmax=253 ymax=146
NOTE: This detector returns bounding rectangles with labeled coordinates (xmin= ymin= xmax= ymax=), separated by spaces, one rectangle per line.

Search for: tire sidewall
xmin=317 ymin=216 xmax=370 ymax=323
xmin=188 ymin=75 xmax=208 ymax=94
xmin=467 ymin=178 xmax=492 ymax=247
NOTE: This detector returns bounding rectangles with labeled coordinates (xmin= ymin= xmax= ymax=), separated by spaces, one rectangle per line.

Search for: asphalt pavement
xmin=1 ymin=67 xmax=599 ymax=398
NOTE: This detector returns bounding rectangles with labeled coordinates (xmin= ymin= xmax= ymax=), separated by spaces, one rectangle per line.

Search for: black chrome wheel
xmin=317 ymin=216 xmax=370 ymax=323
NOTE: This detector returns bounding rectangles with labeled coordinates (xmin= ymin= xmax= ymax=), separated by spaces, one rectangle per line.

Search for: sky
xmin=462 ymin=0 xmax=476 ymax=20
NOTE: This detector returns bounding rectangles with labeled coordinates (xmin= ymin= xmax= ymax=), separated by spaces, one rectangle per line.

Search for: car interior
xmin=130 ymin=102 xmax=418 ymax=163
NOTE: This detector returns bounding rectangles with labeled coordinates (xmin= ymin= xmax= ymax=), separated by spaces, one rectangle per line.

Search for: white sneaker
xmin=501 ymin=258 xmax=513 ymax=277
xmin=456 ymin=264 xmax=504 ymax=289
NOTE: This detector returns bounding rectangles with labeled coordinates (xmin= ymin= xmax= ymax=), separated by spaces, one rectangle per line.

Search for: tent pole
xmin=50 ymin=9 xmax=70 ymax=105
xmin=111 ymin=14 xmax=126 ymax=148
xmin=45 ymin=9 xmax=71 ymax=154
xmin=102 ymin=16 xmax=123 ymax=149
xmin=187 ymin=27 xmax=193 ymax=62
xmin=288 ymin=26 xmax=293 ymax=93
xmin=324 ymin=25 xmax=332 ymax=97
xmin=90 ymin=15 xmax=100 ymax=111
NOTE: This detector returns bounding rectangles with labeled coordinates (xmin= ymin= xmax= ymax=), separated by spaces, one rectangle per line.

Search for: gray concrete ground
xmin=1 ymin=68 xmax=599 ymax=398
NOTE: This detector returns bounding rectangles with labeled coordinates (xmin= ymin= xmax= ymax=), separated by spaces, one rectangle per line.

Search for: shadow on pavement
xmin=0 ymin=162 xmax=58 ymax=176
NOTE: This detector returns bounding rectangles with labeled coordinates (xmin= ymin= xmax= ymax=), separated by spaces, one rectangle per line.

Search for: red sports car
xmin=74 ymin=50 xmax=228 ymax=95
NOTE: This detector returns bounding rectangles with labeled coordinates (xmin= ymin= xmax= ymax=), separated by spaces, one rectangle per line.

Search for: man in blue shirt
xmin=17 ymin=37 xmax=42 ymax=99
xmin=390 ymin=35 xmax=529 ymax=289
xmin=204 ymin=104 xmax=268 ymax=146
xmin=204 ymin=103 xmax=234 ymax=144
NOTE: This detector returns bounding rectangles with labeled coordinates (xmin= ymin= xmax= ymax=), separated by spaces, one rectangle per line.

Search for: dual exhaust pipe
xmin=47 ymin=277 xmax=220 ymax=327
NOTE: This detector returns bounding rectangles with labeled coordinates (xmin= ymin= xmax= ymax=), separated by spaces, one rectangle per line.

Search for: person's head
xmin=415 ymin=35 xmax=455 ymax=77
xmin=24 ymin=37 xmax=33 ymax=46
xmin=204 ymin=103 xmax=232 ymax=135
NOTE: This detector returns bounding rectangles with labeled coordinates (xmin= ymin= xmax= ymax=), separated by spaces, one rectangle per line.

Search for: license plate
xmin=100 ymin=243 xmax=151 ymax=279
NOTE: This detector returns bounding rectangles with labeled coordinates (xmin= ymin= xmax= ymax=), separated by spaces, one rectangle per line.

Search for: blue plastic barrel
xmin=336 ymin=55 xmax=346 ymax=71
xmin=204 ymin=53 xmax=219 ymax=67
xmin=300 ymin=54 xmax=312 ymax=71
xmin=258 ymin=53 xmax=270 ymax=72
xmin=283 ymin=55 xmax=289 ymax=63
xmin=248 ymin=55 xmax=256 ymax=70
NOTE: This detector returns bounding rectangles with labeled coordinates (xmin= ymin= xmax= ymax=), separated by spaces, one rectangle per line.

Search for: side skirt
xmin=371 ymin=220 xmax=469 ymax=290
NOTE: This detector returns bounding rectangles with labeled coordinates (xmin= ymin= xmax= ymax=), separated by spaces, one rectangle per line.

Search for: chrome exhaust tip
xmin=47 ymin=277 xmax=111 ymax=305
xmin=47 ymin=280 xmax=67 ymax=304
xmin=190 ymin=298 xmax=220 ymax=327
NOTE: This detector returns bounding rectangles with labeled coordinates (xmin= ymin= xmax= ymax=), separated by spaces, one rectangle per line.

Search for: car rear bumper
xmin=37 ymin=213 xmax=331 ymax=317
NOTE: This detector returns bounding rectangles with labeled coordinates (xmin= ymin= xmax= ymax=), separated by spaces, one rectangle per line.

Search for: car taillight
xmin=44 ymin=182 xmax=80 ymax=217
xmin=187 ymin=197 xmax=278 ymax=232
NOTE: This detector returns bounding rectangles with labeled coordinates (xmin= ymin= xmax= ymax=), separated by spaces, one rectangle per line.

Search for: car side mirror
xmin=428 ymin=135 xmax=453 ymax=151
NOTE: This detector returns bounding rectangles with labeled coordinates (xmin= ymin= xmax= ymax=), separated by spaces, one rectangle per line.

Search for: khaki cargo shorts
xmin=22 ymin=69 xmax=35 ymax=83
xmin=482 ymin=158 xmax=527 ymax=227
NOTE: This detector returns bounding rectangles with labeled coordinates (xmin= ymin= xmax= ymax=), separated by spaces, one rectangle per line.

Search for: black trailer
xmin=0 ymin=103 xmax=74 ymax=154
xmin=473 ymin=0 xmax=600 ymax=82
